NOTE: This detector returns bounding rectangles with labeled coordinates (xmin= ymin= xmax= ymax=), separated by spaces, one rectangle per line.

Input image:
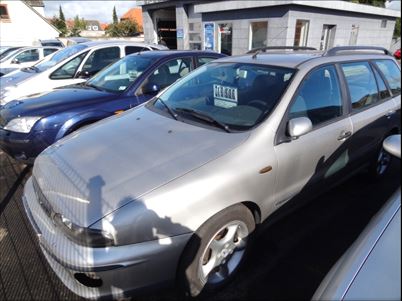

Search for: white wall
xmin=0 ymin=0 xmax=59 ymax=46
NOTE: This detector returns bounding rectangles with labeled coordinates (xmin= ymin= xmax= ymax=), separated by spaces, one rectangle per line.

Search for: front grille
xmin=32 ymin=176 xmax=53 ymax=218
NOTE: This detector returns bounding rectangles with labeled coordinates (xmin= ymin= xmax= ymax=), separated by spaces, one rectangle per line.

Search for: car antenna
xmin=252 ymin=50 xmax=261 ymax=59
xmin=137 ymin=46 xmax=149 ymax=55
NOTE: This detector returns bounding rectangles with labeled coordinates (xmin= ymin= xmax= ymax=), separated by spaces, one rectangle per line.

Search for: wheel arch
xmin=55 ymin=111 xmax=110 ymax=139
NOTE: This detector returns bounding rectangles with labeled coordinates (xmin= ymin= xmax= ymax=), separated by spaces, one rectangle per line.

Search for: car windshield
xmin=150 ymin=62 xmax=295 ymax=131
xmin=32 ymin=44 xmax=88 ymax=72
xmin=86 ymin=54 xmax=154 ymax=93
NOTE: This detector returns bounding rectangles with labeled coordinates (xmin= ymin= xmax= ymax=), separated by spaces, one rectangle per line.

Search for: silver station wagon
xmin=23 ymin=46 xmax=401 ymax=299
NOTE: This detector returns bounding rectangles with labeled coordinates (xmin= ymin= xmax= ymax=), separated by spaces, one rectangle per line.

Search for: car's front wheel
xmin=179 ymin=204 xmax=255 ymax=297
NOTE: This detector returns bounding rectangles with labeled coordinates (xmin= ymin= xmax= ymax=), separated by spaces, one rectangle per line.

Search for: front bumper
xmin=0 ymin=128 xmax=56 ymax=163
xmin=22 ymin=177 xmax=192 ymax=299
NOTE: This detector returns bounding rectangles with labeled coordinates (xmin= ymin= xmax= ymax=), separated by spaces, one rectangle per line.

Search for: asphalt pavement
xmin=0 ymin=150 xmax=400 ymax=301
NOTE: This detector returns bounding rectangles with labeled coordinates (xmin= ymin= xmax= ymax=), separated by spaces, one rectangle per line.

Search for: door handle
xmin=385 ymin=110 xmax=396 ymax=119
xmin=338 ymin=130 xmax=352 ymax=141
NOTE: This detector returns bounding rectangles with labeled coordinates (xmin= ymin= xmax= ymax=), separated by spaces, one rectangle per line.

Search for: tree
xmin=394 ymin=18 xmax=401 ymax=38
xmin=69 ymin=15 xmax=87 ymax=37
xmin=349 ymin=0 xmax=386 ymax=7
xmin=50 ymin=5 xmax=67 ymax=37
xmin=112 ymin=6 xmax=118 ymax=24
xmin=106 ymin=19 xmax=140 ymax=37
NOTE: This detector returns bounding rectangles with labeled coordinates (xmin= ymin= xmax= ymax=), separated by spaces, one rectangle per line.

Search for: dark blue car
xmin=0 ymin=50 xmax=225 ymax=163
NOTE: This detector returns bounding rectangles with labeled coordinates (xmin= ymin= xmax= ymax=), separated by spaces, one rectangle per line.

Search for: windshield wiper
xmin=155 ymin=97 xmax=178 ymax=120
xmin=85 ymin=82 xmax=106 ymax=92
xmin=174 ymin=107 xmax=231 ymax=133
xmin=22 ymin=66 xmax=39 ymax=73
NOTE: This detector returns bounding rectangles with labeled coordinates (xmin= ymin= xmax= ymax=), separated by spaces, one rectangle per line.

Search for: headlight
xmin=3 ymin=116 xmax=41 ymax=133
xmin=53 ymin=213 xmax=115 ymax=247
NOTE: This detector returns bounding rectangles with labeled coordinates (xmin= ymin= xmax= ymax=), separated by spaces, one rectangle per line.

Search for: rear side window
xmin=289 ymin=65 xmax=343 ymax=126
xmin=44 ymin=48 xmax=58 ymax=57
xmin=81 ymin=47 xmax=121 ymax=76
xmin=125 ymin=46 xmax=149 ymax=55
xmin=374 ymin=60 xmax=401 ymax=95
xmin=15 ymin=49 xmax=39 ymax=63
xmin=197 ymin=57 xmax=216 ymax=67
xmin=341 ymin=62 xmax=379 ymax=110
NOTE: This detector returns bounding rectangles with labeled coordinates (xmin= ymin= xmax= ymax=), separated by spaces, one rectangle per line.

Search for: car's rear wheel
xmin=178 ymin=204 xmax=255 ymax=297
xmin=369 ymin=142 xmax=393 ymax=177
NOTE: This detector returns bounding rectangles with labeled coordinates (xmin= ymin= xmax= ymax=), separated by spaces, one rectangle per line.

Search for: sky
xmin=43 ymin=0 xmax=138 ymax=23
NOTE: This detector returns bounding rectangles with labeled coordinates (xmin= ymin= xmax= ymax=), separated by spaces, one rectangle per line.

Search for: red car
xmin=394 ymin=49 xmax=401 ymax=59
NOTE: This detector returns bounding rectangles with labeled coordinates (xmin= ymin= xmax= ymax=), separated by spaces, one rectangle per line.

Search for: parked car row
xmin=0 ymin=46 xmax=61 ymax=76
xmin=0 ymin=41 xmax=168 ymax=104
xmin=0 ymin=45 xmax=400 ymax=300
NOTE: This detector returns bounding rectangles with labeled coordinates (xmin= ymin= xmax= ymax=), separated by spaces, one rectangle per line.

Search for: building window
xmin=294 ymin=20 xmax=309 ymax=47
xmin=381 ymin=20 xmax=387 ymax=28
xmin=249 ymin=21 xmax=268 ymax=50
xmin=0 ymin=4 xmax=10 ymax=20
xmin=189 ymin=22 xmax=202 ymax=50
xmin=349 ymin=25 xmax=359 ymax=46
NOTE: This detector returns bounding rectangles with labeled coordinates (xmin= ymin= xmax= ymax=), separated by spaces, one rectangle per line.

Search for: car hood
xmin=0 ymin=69 xmax=38 ymax=92
xmin=0 ymin=86 xmax=117 ymax=124
xmin=33 ymin=106 xmax=249 ymax=227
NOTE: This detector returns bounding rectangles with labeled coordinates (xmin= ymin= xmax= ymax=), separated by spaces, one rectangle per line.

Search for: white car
xmin=0 ymin=41 xmax=168 ymax=105
xmin=0 ymin=46 xmax=60 ymax=76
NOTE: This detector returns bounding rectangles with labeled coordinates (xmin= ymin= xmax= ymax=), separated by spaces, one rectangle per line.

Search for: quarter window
xmin=289 ymin=65 xmax=343 ymax=126
xmin=374 ymin=60 xmax=401 ymax=95
xmin=341 ymin=62 xmax=379 ymax=110
xmin=373 ymin=67 xmax=391 ymax=100
xmin=125 ymin=46 xmax=149 ymax=55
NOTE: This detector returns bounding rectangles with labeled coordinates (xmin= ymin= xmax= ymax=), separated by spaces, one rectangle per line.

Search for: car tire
xmin=178 ymin=203 xmax=255 ymax=298
xmin=369 ymin=141 xmax=393 ymax=178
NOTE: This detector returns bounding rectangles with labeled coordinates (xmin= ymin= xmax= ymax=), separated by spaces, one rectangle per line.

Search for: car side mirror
xmin=142 ymin=82 xmax=161 ymax=95
xmin=383 ymin=135 xmax=401 ymax=159
xmin=77 ymin=70 xmax=91 ymax=79
xmin=288 ymin=117 xmax=313 ymax=139
xmin=11 ymin=58 xmax=20 ymax=64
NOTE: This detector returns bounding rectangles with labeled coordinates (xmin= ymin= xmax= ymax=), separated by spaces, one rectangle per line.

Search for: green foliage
xmin=50 ymin=6 xmax=67 ymax=37
xmin=113 ymin=6 xmax=118 ymax=25
xmin=59 ymin=5 xmax=65 ymax=22
xmin=394 ymin=18 xmax=401 ymax=38
xmin=106 ymin=19 xmax=140 ymax=37
xmin=68 ymin=15 xmax=87 ymax=37
xmin=349 ymin=0 xmax=386 ymax=7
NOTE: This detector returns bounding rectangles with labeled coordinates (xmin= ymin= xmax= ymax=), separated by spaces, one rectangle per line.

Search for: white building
xmin=0 ymin=0 xmax=60 ymax=46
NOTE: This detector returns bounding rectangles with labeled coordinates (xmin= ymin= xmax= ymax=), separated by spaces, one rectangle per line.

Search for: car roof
xmin=78 ymin=40 xmax=166 ymax=49
xmin=129 ymin=50 xmax=223 ymax=58
xmin=213 ymin=49 xmax=396 ymax=69
xmin=214 ymin=51 xmax=323 ymax=69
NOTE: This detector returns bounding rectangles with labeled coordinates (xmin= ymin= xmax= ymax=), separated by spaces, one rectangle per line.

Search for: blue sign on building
xmin=204 ymin=23 xmax=215 ymax=50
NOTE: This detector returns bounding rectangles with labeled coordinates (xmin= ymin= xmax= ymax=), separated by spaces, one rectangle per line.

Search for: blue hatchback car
xmin=0 ymin=50 xmax=225 ymax=162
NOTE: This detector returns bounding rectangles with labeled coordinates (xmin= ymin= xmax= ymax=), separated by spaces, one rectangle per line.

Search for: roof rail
xmin=247 ymin=46 xmax=317 ymax=54
xmin=324 ymin=46 xmax=391 ymax=56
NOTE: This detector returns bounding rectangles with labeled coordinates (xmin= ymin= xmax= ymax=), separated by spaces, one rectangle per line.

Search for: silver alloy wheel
xmin=376 ymin=148 xmax=392 ymax=175
xmin=198 ymin=220 xmax=249 ymax=285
